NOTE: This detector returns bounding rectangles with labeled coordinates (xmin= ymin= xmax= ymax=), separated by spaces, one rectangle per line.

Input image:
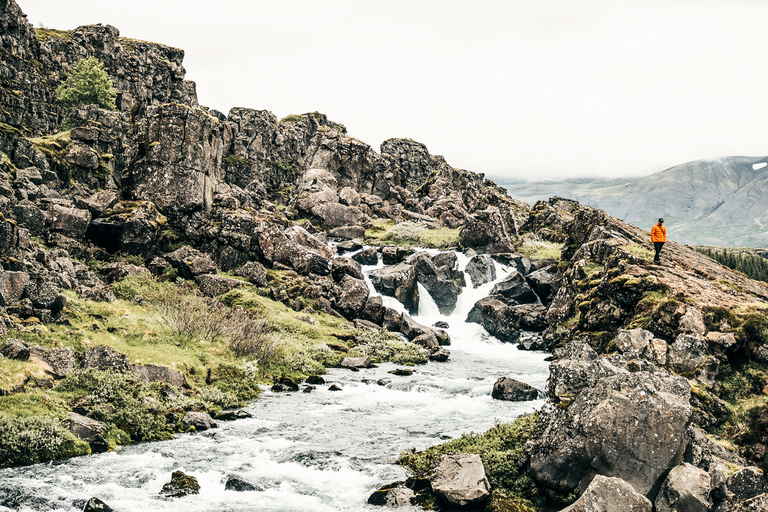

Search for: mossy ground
xmin=0 ymin=270 xmax=427 ymax=467
xmin=365 ymin=220 xmax=460 ymax=249
xmin=398 ymin=413 xmax=575 ymax=511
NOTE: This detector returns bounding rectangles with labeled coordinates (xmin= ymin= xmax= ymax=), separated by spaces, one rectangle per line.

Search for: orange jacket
xmin=651 ymin=223 xmax=666 ymax=242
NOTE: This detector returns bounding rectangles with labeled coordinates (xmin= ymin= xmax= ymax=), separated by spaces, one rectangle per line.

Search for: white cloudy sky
xmin=20 ymin=0 xmax=768 ymax=181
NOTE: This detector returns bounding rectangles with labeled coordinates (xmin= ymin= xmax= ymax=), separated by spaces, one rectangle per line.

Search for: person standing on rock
xmin=651 ymin=218 xmax=666 ymax=264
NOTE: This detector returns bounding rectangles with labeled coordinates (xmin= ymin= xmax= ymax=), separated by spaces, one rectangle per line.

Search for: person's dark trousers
xmin=654 ymin=242 xmax=664 ymax=263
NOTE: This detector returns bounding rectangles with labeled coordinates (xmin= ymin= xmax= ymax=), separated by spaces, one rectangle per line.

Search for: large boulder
xmin=367 ymin=483 xmax=416 ymax=507
xmin=331 ymin=257 xmax=364 ymax=282
xmin=194 ymin=274 xmax=245 ymax=297
xmin=0 ymin=270 xmax=29 ymax=306
xmin=655 ymin=463 xmax=712 ymax=512
xmin=464 ymin=254 xmax=496 ymax=288
xmin=164 ymin=246 xmax=217 ymax=279
xmin=429 ymin=454 xmax=491 ymax=508
xmin=24 ymin=279 xmax=66 ymax=313
xmin=526 ymin=267 xmax=558 ymax=305
xmin=527 ymin=342 xmax=692 ymax=495
xmin=335 ymin=275 xmax=370 ymax=319
xmin=0 ymin=338 xmax=30 ymax=361
xmin=490 ymin=271 xmax=538 ymax=305
xmin=86 ymin=201 xmax=166 ymax=258
xmin=47 ymin=205 xmax=92 ymax=239
xmin=28 ymin=346 xmax=78 ymax=378
xmin=67 ymin=412 xmax=108 ymax=453
xmin=458 ymin=207 xmax=516 ymax=254
xmin=410 ymin=252 xmax=462 ymax=315
xmin=256 ymin=224 xmax=334 ymax=276
xmin=491 ymin=377 xmax=540 ymax=401
xmin=82 ymin=497 xmax=114 ymax=512
xmin=369 ymin=262 xmax=419 ymax=314
xmin=466 ymin=297 xmax=520 ymax=342
xmin=561 ymin=475 xmax=652 ymax=512
xmin=181 ymin=411 xmax=217 ymax=431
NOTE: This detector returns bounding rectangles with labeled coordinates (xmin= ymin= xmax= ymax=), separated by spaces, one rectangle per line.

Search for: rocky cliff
xmin=506 ymin=156 xmax=768 ymax=247
xmin=1 ymin=1 xmax=768 ymax=511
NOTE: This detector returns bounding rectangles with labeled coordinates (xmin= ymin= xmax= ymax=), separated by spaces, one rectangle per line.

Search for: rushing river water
xmin=0 ymin=251 xmax=550 ymax=512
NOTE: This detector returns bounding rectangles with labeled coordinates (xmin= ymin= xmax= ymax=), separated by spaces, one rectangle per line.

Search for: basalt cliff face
xmin=1 ymin=1 xmax=768 ymax=511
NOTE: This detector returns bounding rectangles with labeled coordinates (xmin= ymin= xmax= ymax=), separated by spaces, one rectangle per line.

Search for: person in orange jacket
xmin=651 ymin=218 xmax=666 ymax=263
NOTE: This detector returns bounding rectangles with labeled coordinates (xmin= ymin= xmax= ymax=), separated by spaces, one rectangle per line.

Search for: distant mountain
xmin=504 ymin=156 xmax=768 ymax=247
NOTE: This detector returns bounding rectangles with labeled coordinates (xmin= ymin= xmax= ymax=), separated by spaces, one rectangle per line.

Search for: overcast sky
xmin=19 ymin=0 xmax=768 ymax=181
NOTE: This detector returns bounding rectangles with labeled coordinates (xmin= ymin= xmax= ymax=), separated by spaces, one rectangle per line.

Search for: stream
xmin=0 ymin=250 xmax=550 ymax=512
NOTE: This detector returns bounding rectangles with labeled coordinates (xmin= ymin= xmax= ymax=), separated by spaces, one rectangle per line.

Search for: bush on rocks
xmin=0 ymin=414 xmax=90 ymax=467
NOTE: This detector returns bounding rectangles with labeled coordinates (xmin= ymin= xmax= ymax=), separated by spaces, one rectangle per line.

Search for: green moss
xmin=399 ymin=413 xmax=559 ymax=508
xmin=0 ymin=122 xmax=22 ymax=137
xmin=518 ymin=240 xmax=562 ymax=261
xmin=223 ymin=154 xmax=254 ymax=167
xmin=623 ymin=243 xmax=654 ymax=261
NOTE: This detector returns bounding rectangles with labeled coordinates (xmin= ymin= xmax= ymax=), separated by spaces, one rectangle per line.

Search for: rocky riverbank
xmin=1 ymin=0 xmax=767 ymax=510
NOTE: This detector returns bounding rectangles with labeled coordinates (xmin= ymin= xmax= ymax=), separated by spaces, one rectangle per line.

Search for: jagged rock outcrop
xmin=560 ymin=475 xmax=652 ymax=512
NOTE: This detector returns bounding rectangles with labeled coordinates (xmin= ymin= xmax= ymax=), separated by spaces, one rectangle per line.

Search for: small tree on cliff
xmin=55 ymin=56 xmax=117 ymax=110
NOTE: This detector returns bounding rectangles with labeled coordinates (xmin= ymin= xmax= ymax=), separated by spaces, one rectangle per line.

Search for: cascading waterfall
xmin=0 ymin=248 xmax=550 ymax=512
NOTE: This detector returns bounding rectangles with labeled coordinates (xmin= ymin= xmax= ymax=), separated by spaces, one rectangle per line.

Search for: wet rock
xmin=67 ymin=412 xmax=108 ymax=453
xmin=389 ymin=369 xmax=414 ymax=376
xmin=0 ymin=338 xmax=29 ymax=360
xmin=182 ymin=411 xmax=217 ymax=431
xmin=341 ymin=356 xmax=372 ymax=369
xmin=352 ymin=247 xmax=379 ymax=266
xmin=82 ymin=345 xmax=129 ymax=372
xmin=28 ymin=346 xmax=78 ymax=378
xmin=512 ymin=304 xmax=549 ymax=332
xmin=561 ymin=475 xmax=651 ymax=512
xmin=526 ymin=267 xmax=557 ymax=305
xmin=359 ymin=295 xmax=384 ymax=325
xmin=429 ymin=453 xmax=491 ymax=508
xmin=160 ymin=471 xmax=201 ymax=498
xmin=490 ymin=271 xmax=538 ymax=305
xmin=130 ymin=364 xmax=187 ymax=389
xmin=305 ymin=375 xmax=325 ymax=385
xmin=464 ymin=254 xmax=496 ymax=288
xmin=329 ymin=384 xmax=343 ymax=391
xmin=466 ymin=297 xmax=520 ymax=343
xmin=224 ymin=475 xmax=263 ymax=492
xmin=655 ymin=463 xmax=712 ymax=512
xmin=194 ymin=274 xmax=245 ymax=297
xmin=429 ymin=348 xmax=451 ymax=362
xmin=491 ymin=377 xmax=539 ymax=401
xmin=331 ymin=257 xmax=364 ymax=282
xmin=369 ymin=262 xmax=418 ymax=314
xmin=82 ymin=497 xmax=114 ymax=512
xmin=410 ymin=252 xmax=461 ymax=315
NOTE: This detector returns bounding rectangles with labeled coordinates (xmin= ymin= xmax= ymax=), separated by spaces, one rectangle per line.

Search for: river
xmin=0 ymin=250 xmax=550 ymax=512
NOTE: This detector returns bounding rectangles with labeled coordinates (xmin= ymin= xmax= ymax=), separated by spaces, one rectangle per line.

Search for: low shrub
xmin=0 ymin=414 xmax=90 ymax=467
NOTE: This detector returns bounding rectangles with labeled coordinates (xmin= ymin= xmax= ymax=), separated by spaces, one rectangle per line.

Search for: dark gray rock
xmin=490 ymin=271 xmax=538 ymax=305
xmin=410 ymin=252 xmax=461 ymax=315
xmin=0 ymin=270 xmax=29 ymax=306
xmin=491 ymin=377 xmax=540 ymax=401
xmin=164 ymin=246 xmax=217 ymax=278
xmin=82 ymin=345 xmax=129 ymax=372
xmin=83 ymin=497 xmax=114 ymax=512
xmin=67 ymin=412 xmax=108 ymax=453
xmin=369 ymin=262 xmax=418 ymax=314
xmin=224 ymin=475 xmax=263 ymax=492
xmin=331 ymin=257 xmax=364 ymax=282
xmin=727 ymin=467 xmax=765 ymax=501
xmin=98 ymin=261 xmax=151 ymax=284
xmin=0 ymin=338 xmax=29 ymax=360
xmin=368 ymin=483 xmax=416 ymax=507
xmin=160 ymin=471 xmax=201 ymax=498
xmin=464 ymin=254 xmax=496 ymax=288
xmin=466 ymin=297 xmax=521 ymax=342
xmin=526 ymin=267 xmax=557 ymax=305
xmin=335 ymin=275 xmax=370 ymax=319
xmin=24 ymin=279 xmax=66 ymax=313
xmin=352 ymin=247 xmax=379 ymax=266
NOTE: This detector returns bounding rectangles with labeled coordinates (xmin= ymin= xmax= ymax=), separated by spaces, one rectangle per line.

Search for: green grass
xmin=364 ymin=220 xmax=461 ymax=249
xmin=623 ymin=243 xmax=654 ymax=261
xmin=519 ymin=239 xmax=562 ymax=261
